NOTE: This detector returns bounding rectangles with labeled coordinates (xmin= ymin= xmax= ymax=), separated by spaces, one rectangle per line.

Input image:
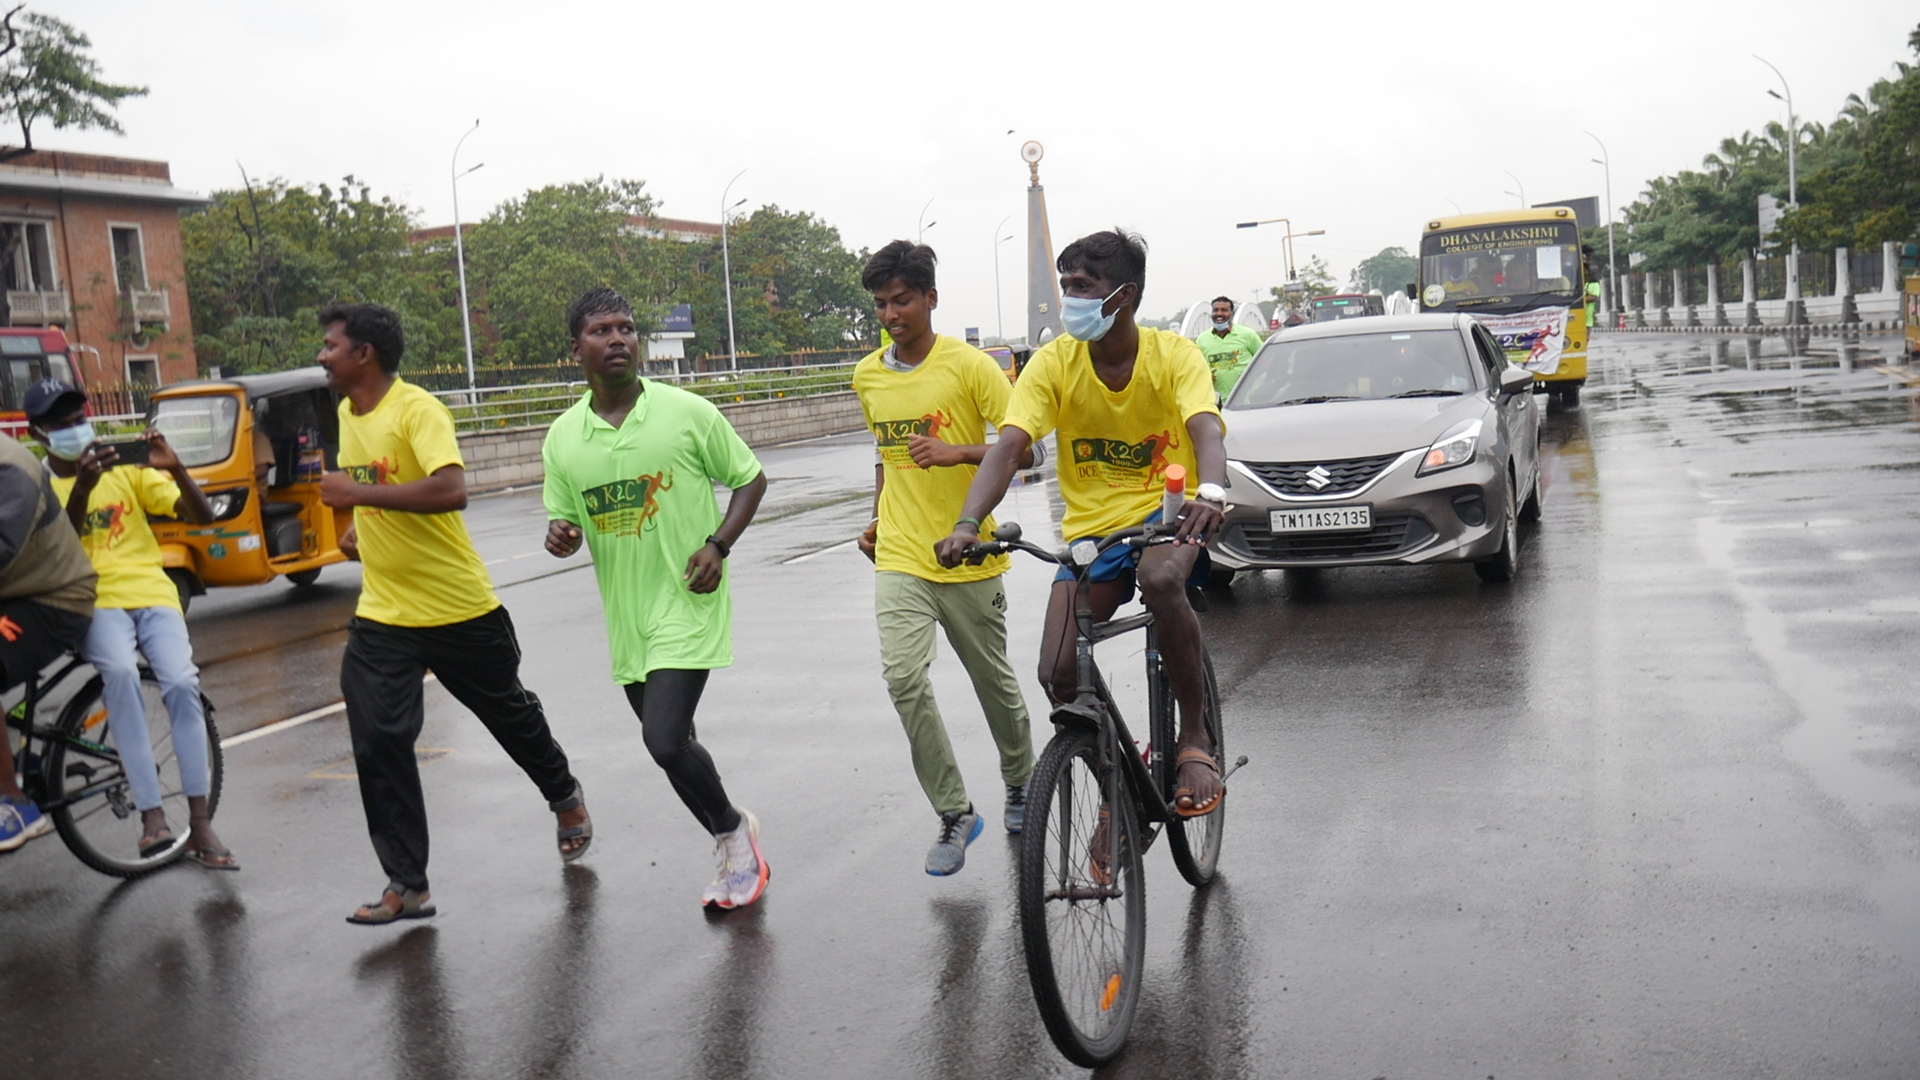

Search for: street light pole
xmin=1585 ymin=130 xmax=1617 ymax=317
xmin=1755 ymin=55 xmax=1800 ymax=322
xmin=451 ymin=119 xmax=481 ymax=394
xmin=992 ymin=214 xmax=1013 ymax=344
xmin=1503 ymin=170 xmax=1526 ymax=208
xmin=1237 ymin=217 xmax=1325 ymax=316
xmin=917 ymin=198 xmax=936 ymax=243
xmin=721 ymin=169 xmax=746 ymax=372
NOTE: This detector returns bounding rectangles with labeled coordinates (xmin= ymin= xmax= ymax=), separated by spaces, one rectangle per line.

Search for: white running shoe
xmin=703 ymin=809 xmax=768 ymax=911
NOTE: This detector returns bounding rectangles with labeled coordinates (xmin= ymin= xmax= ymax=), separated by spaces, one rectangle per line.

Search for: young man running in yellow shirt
xmin=852 ymin=241 xmax=1038 ymax=875
xmin=316 ymin=303 xmax=590 ymax=925
xmin=936 ymin=229 xmax=1229 ymax=816
xmin=542 ymin=288 xmax=771 ymax=910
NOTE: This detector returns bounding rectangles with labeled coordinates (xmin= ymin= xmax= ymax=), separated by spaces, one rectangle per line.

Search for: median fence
xmin=1603 ymin=240 xmax=1907 ymax=333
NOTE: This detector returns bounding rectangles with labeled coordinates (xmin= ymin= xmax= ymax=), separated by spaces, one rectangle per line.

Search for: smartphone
xmin=96 ymin=436 xmax=151 ymax=468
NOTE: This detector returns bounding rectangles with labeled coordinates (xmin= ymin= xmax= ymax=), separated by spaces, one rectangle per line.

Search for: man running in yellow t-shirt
xmin=315 ymin=303 xmax=589 ymax=925
xmin=935 ymin=229 xmax=1228 ymax=816
xmin=852 ymin=241 xmax=1038 ymax=875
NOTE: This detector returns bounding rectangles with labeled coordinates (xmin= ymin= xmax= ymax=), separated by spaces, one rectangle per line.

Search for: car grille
xmin=1240 ymin=453 xmax=1404 ymax=497
xmin=1228 ymin=513 xmax=1435 ymax=561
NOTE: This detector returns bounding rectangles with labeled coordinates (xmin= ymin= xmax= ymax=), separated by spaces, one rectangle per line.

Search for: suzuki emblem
xmin=1305 ymin=465 xmax=1333 ymax=490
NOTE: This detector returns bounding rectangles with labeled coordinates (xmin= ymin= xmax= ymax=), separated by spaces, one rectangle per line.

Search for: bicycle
xmin=963 ymin=520 xmax=1245 ymax=1066
xmin=4 ymin=651 xmax=223 ymax=877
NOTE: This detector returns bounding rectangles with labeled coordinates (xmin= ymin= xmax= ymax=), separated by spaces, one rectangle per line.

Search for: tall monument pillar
xmin=1022 ymin=140 xmax=1063 ymax=346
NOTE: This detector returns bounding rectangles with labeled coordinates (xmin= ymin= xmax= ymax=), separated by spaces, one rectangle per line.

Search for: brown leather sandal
xmin=1173 ymin=747 xmax=1225 ymax=818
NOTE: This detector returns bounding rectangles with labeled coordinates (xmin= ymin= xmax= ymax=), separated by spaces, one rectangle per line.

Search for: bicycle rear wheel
xmin=1164 ymin=650 xmax=1226 ymax=887
xmin=45 ymin=672 xmax=222 ymax=878
xmin=1019 ymin=725 xmax=1146 ymax=1067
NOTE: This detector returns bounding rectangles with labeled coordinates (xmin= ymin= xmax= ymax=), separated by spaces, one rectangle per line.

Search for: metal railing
xmin=431 ymin=358 xmax=861 ymax=433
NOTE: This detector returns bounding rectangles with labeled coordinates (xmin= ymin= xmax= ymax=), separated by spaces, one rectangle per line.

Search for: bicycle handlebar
xmin=959 ymin=520 xmax=1179 ymax=570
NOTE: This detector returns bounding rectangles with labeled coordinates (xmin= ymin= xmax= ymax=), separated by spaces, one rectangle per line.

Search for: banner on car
xmin=1477 ymin=306 xmax=1568 ymax=374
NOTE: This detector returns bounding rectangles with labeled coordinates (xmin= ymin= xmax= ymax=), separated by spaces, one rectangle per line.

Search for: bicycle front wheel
xmin=1165 ymin=650 xmax=1226 ymax=887
xmin=45 ymin=673 xmax=222 ymax=878
xmin=1019 ymin=725 xmax=1146 ymax=1067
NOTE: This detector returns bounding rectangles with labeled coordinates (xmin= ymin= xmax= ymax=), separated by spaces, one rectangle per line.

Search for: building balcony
xmin=6 ymin=290 xmax=71 ymax=326
xmin=127 ymin=288 xmax=170 ymax=325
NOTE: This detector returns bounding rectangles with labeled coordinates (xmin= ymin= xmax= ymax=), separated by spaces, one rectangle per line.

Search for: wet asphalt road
xmin=3 ymin=331 xmax=1918 ymax=1079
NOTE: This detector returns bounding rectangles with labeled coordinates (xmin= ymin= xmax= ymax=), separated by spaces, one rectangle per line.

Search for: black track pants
xmin=623 ymin=669 xmax=740 ymax=836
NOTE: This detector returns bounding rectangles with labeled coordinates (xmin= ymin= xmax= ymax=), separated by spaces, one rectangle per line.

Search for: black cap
xmin=23 ymin=380 xmax=86 ymax=424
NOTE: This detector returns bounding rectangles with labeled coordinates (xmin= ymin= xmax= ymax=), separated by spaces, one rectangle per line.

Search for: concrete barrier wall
xmin=458 ymin=390 xmax=867 ymax=494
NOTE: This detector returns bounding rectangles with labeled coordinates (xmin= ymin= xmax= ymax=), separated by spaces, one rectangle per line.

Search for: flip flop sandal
xmin=346 ymin=884 xmax=436 ymax=925
xmin=184 ymin=847 xmax=241 ymax=871
xmin=1173 ymin=747 xmax=1225 ymax=818
xmin=137 ymin=828 xmax=175 ymax=859
xmin=549 ymin=781 xmax=591 ymax=863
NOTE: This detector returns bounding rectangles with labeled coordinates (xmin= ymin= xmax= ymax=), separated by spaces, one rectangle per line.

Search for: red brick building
xmin=0 ymin=150 xmax=206 ymax=407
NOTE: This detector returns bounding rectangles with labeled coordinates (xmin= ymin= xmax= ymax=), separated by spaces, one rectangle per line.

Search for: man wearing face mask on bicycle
xmin=1194 ymin=295 xmax=1266 ymax=398
xmin=933 ymin=228 xmax=1230 ymax=819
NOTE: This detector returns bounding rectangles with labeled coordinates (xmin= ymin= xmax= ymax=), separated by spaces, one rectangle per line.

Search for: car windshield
xmin=149 ymin=394 xmax=240 ymax=466
xmin=1418 ymin=221 xmax=1582 ymax=313
xmin=1227 ymin=330 xmax=1477 ymax=409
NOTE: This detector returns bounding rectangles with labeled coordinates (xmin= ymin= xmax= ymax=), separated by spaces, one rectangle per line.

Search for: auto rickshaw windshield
xmin=150 ymin=395 xmax=240 ymax=466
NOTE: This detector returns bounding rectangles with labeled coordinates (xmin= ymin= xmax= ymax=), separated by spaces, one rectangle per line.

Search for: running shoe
xmin=1004 ymin=782 xmax=1028 ymax=835
xmin=704 ymin=809 xmax=769 ymax=911
xmin=925 ymin=807 xmax=983 ymax=876
xmin=0 ymin=796 xmax=51 ymax=853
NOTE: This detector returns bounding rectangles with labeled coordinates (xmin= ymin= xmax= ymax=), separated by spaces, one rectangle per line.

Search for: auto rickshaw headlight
xmin=207 ymin=487 xmax=250 ymax=521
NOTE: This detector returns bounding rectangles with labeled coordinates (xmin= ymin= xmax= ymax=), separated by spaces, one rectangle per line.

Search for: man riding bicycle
xmin=0 ymin=431 xmax=97 ymax=852
xmin=935 ymin=228 xmax=1228 ymax=816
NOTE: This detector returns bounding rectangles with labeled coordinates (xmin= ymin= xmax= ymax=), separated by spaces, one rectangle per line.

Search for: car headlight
xmin=1417 ymin=419 xmax=1482 ymax=476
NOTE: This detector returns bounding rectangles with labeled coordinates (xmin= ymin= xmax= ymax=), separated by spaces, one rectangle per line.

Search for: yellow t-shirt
xmin=50 ymin=466 xmax=182 ymax=611
xmin=338 ymin=378 xmax=499 ymax=627
xmin=1002 ymin=327 xmax=1222 ymax=541
xmin=853 ymin=336 xmax=1011 ymax=583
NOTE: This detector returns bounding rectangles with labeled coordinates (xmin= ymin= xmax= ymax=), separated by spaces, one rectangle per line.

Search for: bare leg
xmin=1134 ymin=545 xmax=1222 ymax=810
xmin=1037 ymin=577 xmax=1132 ymax=705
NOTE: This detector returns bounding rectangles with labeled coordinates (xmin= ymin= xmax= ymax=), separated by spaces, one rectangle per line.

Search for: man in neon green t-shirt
xmin=1194 ymin=295 xmax=1266 ymax=397
xmin=544 ymin=287 xmax=771 ymax=912
xmin=852 ymin=240 xmax=1038 ymax=876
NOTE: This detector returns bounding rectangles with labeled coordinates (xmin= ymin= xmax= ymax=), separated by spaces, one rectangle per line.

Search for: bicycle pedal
xmin=1221 ymin=754 xmax=1250 ymax=781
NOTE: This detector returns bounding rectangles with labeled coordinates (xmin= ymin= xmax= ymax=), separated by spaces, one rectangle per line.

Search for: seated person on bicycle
xmin=935 ymin=228 xmax=1228 ymax=816
xmin=26 ymin=382 xmax=235 ymax=869
xmin=0 ymin=430 xmax=97 ymax=852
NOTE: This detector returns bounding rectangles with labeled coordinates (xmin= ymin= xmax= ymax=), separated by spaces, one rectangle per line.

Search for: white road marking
xmin=781 ymin=538 xmax=858 ymax=565
xmin=221 ymin=674 xmax=439 ymax=749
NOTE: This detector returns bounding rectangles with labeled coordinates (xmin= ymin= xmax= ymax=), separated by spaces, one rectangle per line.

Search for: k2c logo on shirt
xmin=345 ymin=458 xmax=396 ymax=486
xmin=872 ymin=411 xmax=952 ymax=469
xmin=580 ymin=470 xmax=674 ymax=536
xmin=1069 ymin=429 xmax=1180 ymax=490
xmin=81 ymin=502 xmax=129 ymax=547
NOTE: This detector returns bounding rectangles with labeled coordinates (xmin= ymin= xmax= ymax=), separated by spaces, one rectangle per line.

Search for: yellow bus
xmin=1417 ymin=207 xmax=1588 ymax=405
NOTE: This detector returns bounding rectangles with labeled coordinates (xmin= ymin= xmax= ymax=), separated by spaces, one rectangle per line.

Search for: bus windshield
xmin=1419 ymin=221 xmax=1581 ymax=314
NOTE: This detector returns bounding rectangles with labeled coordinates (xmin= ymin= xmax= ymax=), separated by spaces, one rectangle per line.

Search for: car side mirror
xmin=1497 ymin=366 xmax=1534 ymax=399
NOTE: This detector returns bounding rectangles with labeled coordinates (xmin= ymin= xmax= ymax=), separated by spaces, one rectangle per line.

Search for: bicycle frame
xmin=5 ymin=654 xmax=129 ymax=815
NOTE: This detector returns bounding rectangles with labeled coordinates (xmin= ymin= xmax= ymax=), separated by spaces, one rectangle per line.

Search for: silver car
xmin=1209 ymin=314 xmax=1541 ymax=583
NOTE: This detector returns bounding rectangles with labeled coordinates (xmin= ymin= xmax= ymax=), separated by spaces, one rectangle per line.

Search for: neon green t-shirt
xmin=50 ymin=466 xmax=182 ymax=611
xmin=1194 ymin=325 xmax=1267 ymax=396
xmin=338 ymin=378 xmax=500 ymax=628
xmin=852 ymin=336 xmax=1011 ymax=584
xmin=542 ymin=381 xmax=763 ymax=683
xmin=1002 ymin=328 xmax=1222 ymax=542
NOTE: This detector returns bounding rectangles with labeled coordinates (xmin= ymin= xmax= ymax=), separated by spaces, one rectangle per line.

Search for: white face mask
xmin=1211 ymin=317 xmax=1231 ymax=330
xmin=44 ymin=420 xmax=95 ymax=461
xmin=1060 ymin=285 xmax=1126 ymax=341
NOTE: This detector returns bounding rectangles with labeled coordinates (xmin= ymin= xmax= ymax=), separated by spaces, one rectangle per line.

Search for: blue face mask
xmin=44 ymin=421 xmax=95 ymax=462
xmin=1212 ymin=317 xmax=1231 ymax=330
xmin=1060 ymin=285 xmax=1127 ymax=341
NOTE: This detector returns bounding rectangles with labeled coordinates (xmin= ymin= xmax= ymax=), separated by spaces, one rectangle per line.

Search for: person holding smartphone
xmin=24 ymin=380 xmax=235 ymax=869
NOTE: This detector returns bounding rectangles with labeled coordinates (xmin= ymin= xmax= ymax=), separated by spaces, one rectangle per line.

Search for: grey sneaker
xmin=1004 ymin=783 xmax=1028 ymax=834
xmin=924 ymin=808 xmax=983 ymax=877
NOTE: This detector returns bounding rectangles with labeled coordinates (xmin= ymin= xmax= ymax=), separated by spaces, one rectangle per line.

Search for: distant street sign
xmin=1536 ymin=196 xmax=1600 ymax=230
xmin=965 ymin=327 xmax=980 ymax=345
xmin=662 ymin=303 xmax=694 ymax=333
xmin=1757 ymin=194 xmax=1782 ymax=252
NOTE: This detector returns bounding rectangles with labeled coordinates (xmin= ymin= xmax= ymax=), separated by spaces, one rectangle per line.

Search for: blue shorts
xmin=1053 ymin=508 xmax=1213 ymax=600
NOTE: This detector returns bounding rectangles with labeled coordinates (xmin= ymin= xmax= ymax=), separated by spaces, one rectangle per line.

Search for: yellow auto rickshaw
xmin=145 ymin=367 xmax=350 ymax=609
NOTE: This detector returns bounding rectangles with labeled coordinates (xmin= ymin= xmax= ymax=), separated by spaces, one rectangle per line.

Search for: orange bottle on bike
xmin=1161 ymin=463 xmax=1186 ymax=525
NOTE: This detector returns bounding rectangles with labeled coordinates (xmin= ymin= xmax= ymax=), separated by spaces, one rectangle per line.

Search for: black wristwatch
xmin=705 ymin=534 xmax=731 ymax=559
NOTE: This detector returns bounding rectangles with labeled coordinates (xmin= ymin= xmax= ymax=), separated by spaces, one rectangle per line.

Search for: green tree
xmin=461 ymin=178 xmax=671 ymax=368
xmin=0 ymin=7 xmax=146 ymax=157
xmin=674 ymin=206 xmax=870 ymax=359
xmin=1350 ymin=246 xmax=1418 ymax=293
xmin=1778 ymin=26 xmax=1920 ymax=249
xmin=181 ymin=177 xmax=450 ymax=372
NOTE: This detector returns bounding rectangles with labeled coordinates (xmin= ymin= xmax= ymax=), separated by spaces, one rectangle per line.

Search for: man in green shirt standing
xmin=543 ymin=287 xmax=771 ymax=911
xmin=1194 ymin=296 xmax=1266 ymax=397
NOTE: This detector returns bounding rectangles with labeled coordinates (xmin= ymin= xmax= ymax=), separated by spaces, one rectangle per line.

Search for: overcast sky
xmin=42 ymin=0 xmax=1919 ymax=342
